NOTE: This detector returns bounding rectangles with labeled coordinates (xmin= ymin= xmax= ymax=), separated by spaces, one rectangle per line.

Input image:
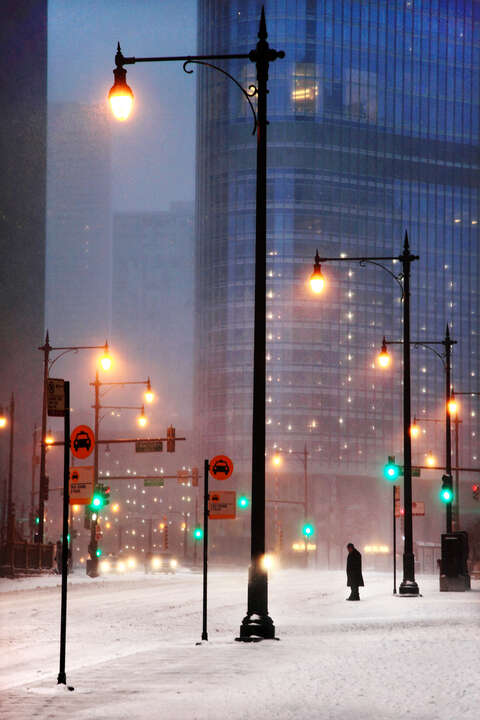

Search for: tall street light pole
xmin=310 ymin=231 xmax=420 ymax=595
xmin=37 ymin=331 xmax=111 ymax=543
xmin=108 ymin=6 xmax=284 ymax=640
xmin=384 ymin=325 xmax=457 ymax=533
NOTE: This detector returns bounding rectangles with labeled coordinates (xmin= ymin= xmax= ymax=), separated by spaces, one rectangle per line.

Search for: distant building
xmin=46 ymin=102 xmax=112 ymax=346
xmin=0 ymin=1 xmax=47 ymax=524
xmin=195 ymin=1 xmax=480 ymax=559
xmin=111 ymin=203 xmax=194 ymax=430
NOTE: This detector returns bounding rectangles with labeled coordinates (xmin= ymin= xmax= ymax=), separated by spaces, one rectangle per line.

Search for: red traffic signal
xmin=473 ymin=484 xmax=479 ymax=501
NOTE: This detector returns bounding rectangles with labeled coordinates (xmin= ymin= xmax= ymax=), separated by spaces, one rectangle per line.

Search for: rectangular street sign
xmin=69 ymin=466 xmax=94 ymax=505
xmin=399 ymin=466 xmax=421 ymax=477
xmin=177 ymin=469 xmax=189 ymax=483
xmin=209 ymin=490 xmax=236 ymax=519
xmin=143 ymin=479 xmax=165 ymax=487
xmin=136 ymin=440 xmax=163 ymax=453
xmin=47 ymin=378 xmax=66 ymax=417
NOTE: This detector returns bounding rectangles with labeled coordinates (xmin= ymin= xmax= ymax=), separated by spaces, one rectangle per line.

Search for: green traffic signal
xmin=302 ymin=522 xmax=315 ymax=538
xmin=95 ymin=548 xmax=102 ymax=557
xmin=238 ymin=495 xmax=250 ymax=509
xmin=193 ymin=527 xmax=203 ymax=540
xmin=383 ymin=462 xmax=400 ymax=481
xmin=91 ymin=493 xmax=103 ymax=509
xmin=440 ymin=475 xmax=454 ymax=504
xmin=35 ymin=516 xmax=40 ymax=525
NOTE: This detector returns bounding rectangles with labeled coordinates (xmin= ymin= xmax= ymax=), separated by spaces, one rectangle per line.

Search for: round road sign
xmin=209 ymin=454 xmax=234 ymax=480
xmin=70 ymin=425 xmax=95 ymax=460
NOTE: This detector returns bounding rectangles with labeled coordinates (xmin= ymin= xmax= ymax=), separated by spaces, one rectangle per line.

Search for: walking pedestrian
xmin=346 ymin=542 xmax=364 ymax=601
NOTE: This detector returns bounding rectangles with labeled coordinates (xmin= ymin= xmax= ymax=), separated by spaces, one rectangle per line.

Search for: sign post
xmin=393 ymin=485 xmax=399 ymax=595
xmin=58 ymin=380 xmax=73 ymax=690
xmin=201 ymin=458 xmax=209 ymax=642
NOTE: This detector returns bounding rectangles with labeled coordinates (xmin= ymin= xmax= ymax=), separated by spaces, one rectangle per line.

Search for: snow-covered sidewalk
xmin=1 ymin=568 xmax=479 ymax=719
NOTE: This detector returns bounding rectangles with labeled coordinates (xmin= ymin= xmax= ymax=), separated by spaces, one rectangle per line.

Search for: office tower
xmin=0 ymin=1 xmax=47 ymax=521
xmin=112 ymin=203 xmax=195 ymax=430
xmin=195 ymin=0 xmax=480 ymax=557
xmin=46 ymin=102 xmax=112 ymax=347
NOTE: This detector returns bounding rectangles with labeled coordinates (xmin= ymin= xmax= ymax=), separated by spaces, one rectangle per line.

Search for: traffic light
xmin=472 ymin=484 xmax=479 ymax=501
xmin=192 ymin=467 xmax=199 ymax=487
xmin=440 ymin=474 xmax=454 ymax=504
xmin=102 ymin=485 xmax=111 ymax=507
xmin=193 ymin=526 xmax=203 ymax=540
xmin=95 ymin=547 xmax=102 ymax=557
xmin=166 ymin=425 xmax=176 ymax=452
xmin=302 ymin=522 xmax=315 ymax=538
xmin=238 ymin=495 xmax=250 ymax=509
xmin=90 ymin=484 xmax=110 ymax=511
xmin=383 ymin=456 xmax=400 ymax=481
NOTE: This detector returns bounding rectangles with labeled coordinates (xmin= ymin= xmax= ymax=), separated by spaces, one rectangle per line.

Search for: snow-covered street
xmin=1 ymin=568 xmax=479 ymax=719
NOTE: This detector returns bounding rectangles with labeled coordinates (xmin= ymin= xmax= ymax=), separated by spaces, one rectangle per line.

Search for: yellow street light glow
xmin=112 ymin=503 xmax=120 ymax=513
xmin=72 ymin=504 xmax=80 ymax=512
xmin=377 ymin=337 xmax=391 ymax=368
xmin=45 ymin=431 xmax=54 ymax=446
xmin=0 ymin=413 xmax=6 ymax=429
xmin=137 ymin=407 xmax=147 ymax=427
xmin=127 ymin=556 xmax=137 ymax=569
xmin=447 ymin=398 xmax=458 ymax=415
xmin=100 ymin=342 xmax=112 ymax=371
xmin=108 ymin=61 xmax=134 ymax=121
xmin=426 ymin=451 xmax=436 ymax=467
xmin=144 ymin=378 xmax=154 ymax=403
xmin=310 ymin=250 xmax=325 ymax=294
xmin=272 ymin=453 xmax=282 ymax=467
xmin=410 ymin=418 xmax=420 ymax=439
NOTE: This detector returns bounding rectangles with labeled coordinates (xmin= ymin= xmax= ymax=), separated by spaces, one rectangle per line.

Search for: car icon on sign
xmin=212 ymin=459 xmax=230 ymax=475
xmin=73 ymin=431 xmax=91 ymax=451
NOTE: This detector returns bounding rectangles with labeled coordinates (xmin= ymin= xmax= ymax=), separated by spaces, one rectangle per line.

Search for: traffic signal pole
xmin=201 ymin=459 xmax=209 ymax=642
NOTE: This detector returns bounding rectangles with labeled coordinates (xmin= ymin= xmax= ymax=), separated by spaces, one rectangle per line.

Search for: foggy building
xmin=0 ymin=1 xmax=47 ymax=524
xmin=46 ymin=102 xmax=112 ymax=347
xmin=111 ymin=203 xmax=195 ymax=431
xmin=194 ymin=0 xmax=480 ymax=561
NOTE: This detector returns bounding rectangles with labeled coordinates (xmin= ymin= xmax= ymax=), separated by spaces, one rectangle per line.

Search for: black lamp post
xmin=37 ymin=331 xmax=111 ymax=543
xmin=383 ymin=325 xmax=457 ymax=533
xmin=108 ymin=7 xmax=284 ymax=640
xmin=310 ymin=231 xmax=420 ymax=596
xmin=0 ymin=393 xmax=15 ymax=542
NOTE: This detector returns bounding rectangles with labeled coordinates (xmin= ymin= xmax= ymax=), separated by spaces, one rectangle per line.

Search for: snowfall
xmin=1 ymin=565 xmax=479 ymax=720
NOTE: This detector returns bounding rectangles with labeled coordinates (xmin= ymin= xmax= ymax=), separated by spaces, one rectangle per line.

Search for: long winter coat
xmin=346 ymin=548 xmax=364 ymax=587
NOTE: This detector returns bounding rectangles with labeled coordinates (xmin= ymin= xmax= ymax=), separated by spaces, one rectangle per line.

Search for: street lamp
xmin=310 ymin=231 xmax=420 ymax=596
xmin=270 ymin=445 xmax=310 ymax=564
xmin=381 ymin=324 xmax=457 ymax=533
xmin=109 ymin=7 xmax=284 ymax=641
xmin=37 ymin=331 xmax=112 ymax=543
xmin=309 ymin=250 xmax=325 ymax=294
xmin=0 ymin=394 xmax=15 ymax=543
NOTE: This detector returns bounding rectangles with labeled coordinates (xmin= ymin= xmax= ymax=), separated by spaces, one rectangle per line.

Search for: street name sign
xmin=209 ymin=454 xmax=234 ymax=480
xmin=70 ymin=425 xmax=95 ymax=460
xmin=209 ymin=490 xmax=236 ymax=519
xmin=47 ymin=378 xmax=65 ymax=417
xmin=136 ymin=439 xmax=163 ymax=453
xmin=69 ymin=466 xmax=94 ymax=505
xmin=399 ymin=466 xmax=421 ymax=477
xmin=143 ymin=479 xmax=165 ymax=487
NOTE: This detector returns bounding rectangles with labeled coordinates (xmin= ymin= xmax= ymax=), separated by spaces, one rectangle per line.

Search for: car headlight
xmin=169 ymin=558 xmax=178 ymax=569
xmin=117 ymin=560 xmax=126 ymax=573
xmin=127 ymin=556 xmax=136 ymax=569
xmin=99 ymin=560 xmax=110 ymax=573
xmin=151 ymin=556 xmax=162 ymax=569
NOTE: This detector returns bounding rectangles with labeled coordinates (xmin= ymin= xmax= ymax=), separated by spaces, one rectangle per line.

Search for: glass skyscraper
xmin=195 ymin=0 xmax=479 ymax=560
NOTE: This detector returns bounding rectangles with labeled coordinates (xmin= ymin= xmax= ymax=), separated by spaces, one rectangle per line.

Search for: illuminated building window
xmin=292 ymin=63 xmax=320 ymax=115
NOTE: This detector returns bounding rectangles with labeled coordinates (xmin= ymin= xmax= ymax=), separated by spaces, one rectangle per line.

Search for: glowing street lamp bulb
xmin=108 ymin=61 xmax=134 ymax=121
xmin=144 ymin=379 xmax=154 ymax=404
xmin=272 ymin=454 xmax=282 ymax=467
xmin=112 ymin=503 xmax=120 ymax=513
xmin=377 ymin=338 xmax=390 ymax=369
xmin=410 ymin=419 xmax=420 ymax=439
xmin=447 ymin=398 xmax=458 ymax=415
xmin=138 ymin=410 xmax=147 ymax=427
xmin=45 ymin=432 xmax=54 ymax=446
xmin=0 ymin=414 xmax=6 ymax=429
xmin=426 ymin=451 xmax=436 ymax=467
xmin=100 ymin=342 xmax=112 ymax=371
xmin=310 ymin=250 xmax=325 ymax=294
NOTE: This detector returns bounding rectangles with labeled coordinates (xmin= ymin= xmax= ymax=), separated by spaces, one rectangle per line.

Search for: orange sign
xmin=70 ymin=425 xmax=95 ymax=460
xmin=209 ymin=491 xmax=236 ymax=519
xmin=209 ymin=454 xmax=234 ymax=480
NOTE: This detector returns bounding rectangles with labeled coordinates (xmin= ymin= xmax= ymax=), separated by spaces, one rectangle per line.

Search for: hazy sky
xmin=48 ymin=0 xmax=197 ymax=211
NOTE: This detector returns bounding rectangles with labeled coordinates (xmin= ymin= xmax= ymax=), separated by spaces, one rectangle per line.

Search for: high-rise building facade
xmin=195 ymin=0 xmax=480 ymax=558
xmin=46 ymin=102 xmax=112 ymax=347
xmin=112 ymin=203 xmax=195 ymax=430
xmin=0 ymin=1 xmax=47 ymax=520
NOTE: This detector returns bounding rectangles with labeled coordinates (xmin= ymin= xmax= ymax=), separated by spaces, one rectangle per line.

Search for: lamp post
xmin=108 ymin=7 xmax=284 ymax=640
xmin=310 ymin=231 xmax=420 ymax=596
xmin=0 ymin=394 xmax=15 ymax=542
xmin=37 ymin=331 xmax=111 ymax=543
xmin=382 ymin=325 xmax=457 ymax=533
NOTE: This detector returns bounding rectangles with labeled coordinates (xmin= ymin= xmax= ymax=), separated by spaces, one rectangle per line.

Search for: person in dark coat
xmin=346 ymin=542 xmax=364 ymax=600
